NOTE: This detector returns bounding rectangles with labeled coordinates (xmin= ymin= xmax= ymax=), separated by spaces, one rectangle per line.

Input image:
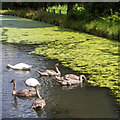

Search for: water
xmin=1 ymin=42 xmax=118 ymax=118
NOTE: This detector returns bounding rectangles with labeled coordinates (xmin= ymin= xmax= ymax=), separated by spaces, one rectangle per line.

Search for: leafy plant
xmin=67 ymin=5 xmax=91 ymax=21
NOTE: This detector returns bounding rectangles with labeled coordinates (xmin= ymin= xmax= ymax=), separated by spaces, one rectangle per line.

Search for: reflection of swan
xmin=6 ymin=63 xmax=31 ymax=70
xmin=25 ymin=78 xmax=41 ymax=87
xmin=12 ymin=95 xmax=18 ymax=108
xmin=55 ymin=74 xmax=87 ymax=86
xmin=61 ymin=83 xmax=85 ymax=90
xmin=15 ymin=70 xmax=31 ymax=74
xmin=12 ymin=95 xmax=34 ymax=109
xmin=10 ymin=79 xmax=39 ymax=97
xmin=37 ymin=63 xmax=60 ymax=76
xmin=32 ymin=85 xmax=46 ymax=109
xmin=61 ymin=84 xmax=79 ymax=90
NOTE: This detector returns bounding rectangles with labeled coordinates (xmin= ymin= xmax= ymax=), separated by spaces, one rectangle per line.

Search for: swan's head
xmin=10 ymin=79 xmax=16 ymax=83
xmin=35 ymin=84 xmax=41 ymax=90
xmin=6 ymin=64 xmax=11 ymax=68
xmin=84 ymin=76 xmax=87 ymax=82
xmin=55 ymin=63 xmax=59 ymax=67
xmin=79 ymin=75 xmax=87 ymax=83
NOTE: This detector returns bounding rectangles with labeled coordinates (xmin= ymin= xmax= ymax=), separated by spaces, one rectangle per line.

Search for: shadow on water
xmin=1 ymin=15 xmax=53 ymax=28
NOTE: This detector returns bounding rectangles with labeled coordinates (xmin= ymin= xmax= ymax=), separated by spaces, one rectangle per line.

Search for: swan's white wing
xmin=25 ymin=78 xmax=40 ymax=87
xmin=14 ymin=63 xmax=31 ymax=69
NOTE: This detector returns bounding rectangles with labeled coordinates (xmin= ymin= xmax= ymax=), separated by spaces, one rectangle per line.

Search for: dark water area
xmin=1 ymin=42 xmax=119 ymax=118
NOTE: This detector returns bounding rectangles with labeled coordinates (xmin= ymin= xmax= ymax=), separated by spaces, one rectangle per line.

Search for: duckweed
xmin=1 ymin=15 xmax=120 ymax=105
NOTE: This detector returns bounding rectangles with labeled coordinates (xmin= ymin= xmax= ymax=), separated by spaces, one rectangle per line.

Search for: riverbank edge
xmin=1 ymin=9 xmax=119 ymax=41
xmin=1 ymin=13 xmax=120 ymax=109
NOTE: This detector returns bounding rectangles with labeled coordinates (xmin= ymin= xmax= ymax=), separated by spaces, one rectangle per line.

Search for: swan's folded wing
xmin=16 ymin=89 xmax=29 ymax=96
xmin=64 ymin=74 xmax=79 ymax=80
xmin=46 ymin=70 xmax=57 ymax=75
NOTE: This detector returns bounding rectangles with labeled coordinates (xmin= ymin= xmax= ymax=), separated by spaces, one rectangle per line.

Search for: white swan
xmin=6 ymin=63 xmax=32 ymax=70
xmin=25 ymin=78 xmax=41 ymax=87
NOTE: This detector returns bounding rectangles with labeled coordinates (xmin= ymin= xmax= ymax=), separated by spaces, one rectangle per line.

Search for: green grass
xmin=1 ymin=15 xmax=120 ymax=105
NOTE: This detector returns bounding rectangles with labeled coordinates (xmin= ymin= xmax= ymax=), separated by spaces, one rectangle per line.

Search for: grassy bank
xmin=1 ymin=9 xmax=119 ymax=41
xmin=1 ymin=15 xmax=120 ymax=106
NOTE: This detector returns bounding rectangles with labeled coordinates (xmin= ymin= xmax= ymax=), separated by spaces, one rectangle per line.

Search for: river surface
xmin=1 ymin=42 xmax=118 ymax=118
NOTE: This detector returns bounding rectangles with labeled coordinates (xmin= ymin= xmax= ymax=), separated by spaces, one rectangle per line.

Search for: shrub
xmin=100 ymin=9 xmax=120 ymax=23
xmin=67 ymin=4 xmax=92 ymax=21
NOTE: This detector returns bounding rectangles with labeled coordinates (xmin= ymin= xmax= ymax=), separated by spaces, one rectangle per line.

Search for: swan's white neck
xmin=7 ymin=64 xmax=13 ymax=68
xmin=79 ymin=75 xmax=86 ymax=83
xmin=36 ymin=89 xmax=42 ymax=99
xmin=55 ymin=66 xmax=61 ymax=75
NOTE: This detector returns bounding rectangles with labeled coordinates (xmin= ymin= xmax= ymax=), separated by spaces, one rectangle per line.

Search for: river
xmin=1 ymin=42 xmax=118 ymax=118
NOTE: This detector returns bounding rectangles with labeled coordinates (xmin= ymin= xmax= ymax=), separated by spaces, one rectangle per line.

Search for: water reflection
xmin=33 ymin=108 xmax=45 ymax=117
xmin=44 ymin=104 xmax=73 ymax=118
xmin=12 ymin=96 xmax=18 ymax=108
xmin=61 ymin=84 xmax=83 ymax=90
xmin=14 ymin=70 xmax=31 ymax=74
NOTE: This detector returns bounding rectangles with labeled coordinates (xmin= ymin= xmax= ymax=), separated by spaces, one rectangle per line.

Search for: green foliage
xmin=67 ymin=4 xmax=91 ymax=21
xmin=101 ymin=10 xmax=120 ymax=23
xmin=2 ymin=2 xmax=50 ymax=10
xmin=83 ymin=2 xmax=119 ymax=18
xmin=85 ymin=19 xmax=119 ymax=39
xmin=46 ymin=4 xmax=67 ymax=15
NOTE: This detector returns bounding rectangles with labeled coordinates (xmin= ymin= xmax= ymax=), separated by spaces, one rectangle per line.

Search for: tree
xmin=67 ymin=2 xmax=75 ymax=14
xmin=83 ymin=2 xmax=119 ymax=17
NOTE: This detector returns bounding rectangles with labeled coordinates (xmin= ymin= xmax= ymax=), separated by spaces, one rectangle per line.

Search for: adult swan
xmin=25 ymin=78 xmax=41 ymax=87
xmin=6 ymin=63 xmax=32 ymax=70
xmin=55 ymin=74 xmax=87 ymax=86
xmin=37 ymin=63 xmax=61 ymax=76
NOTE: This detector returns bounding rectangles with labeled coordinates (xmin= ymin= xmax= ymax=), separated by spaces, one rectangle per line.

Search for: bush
xmin=67 ymin=4 xmax=92 ymax=21
xmin=100 ymin=9 xmax=120 ymax=23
